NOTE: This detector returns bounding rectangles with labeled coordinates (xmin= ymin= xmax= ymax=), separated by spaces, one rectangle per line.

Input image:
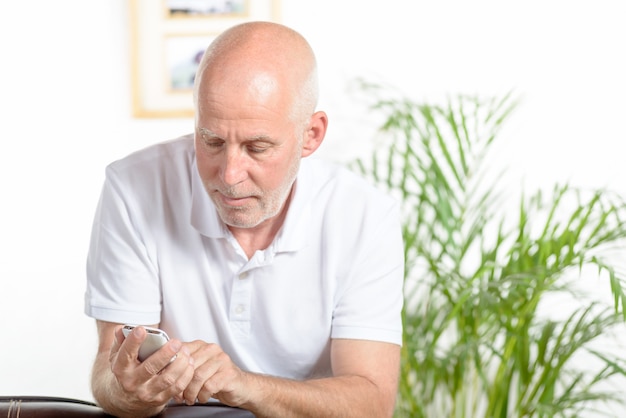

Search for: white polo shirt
xmin=85 ymin=134 xmax=404 ymax=379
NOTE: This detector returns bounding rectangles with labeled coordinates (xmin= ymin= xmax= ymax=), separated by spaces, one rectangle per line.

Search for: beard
xmin=208 ymin=154 xmax=301 ymax=229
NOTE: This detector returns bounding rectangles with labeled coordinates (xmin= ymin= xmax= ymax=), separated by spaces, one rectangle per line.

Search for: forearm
xmin=238 ymin=373 xmax=394 ymax=418
xmin=91 ymin=352 xmax=166 ymax=418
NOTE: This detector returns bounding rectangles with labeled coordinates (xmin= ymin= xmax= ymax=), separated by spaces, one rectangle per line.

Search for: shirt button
xmin=239 ymin=272 xmax=248 ymax=279
xmin=235 ymin=304 xmax=246 ymax=314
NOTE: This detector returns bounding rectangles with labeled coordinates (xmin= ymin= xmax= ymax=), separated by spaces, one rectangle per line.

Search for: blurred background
xmin=0 ymin=0 xmax=625 ymax=408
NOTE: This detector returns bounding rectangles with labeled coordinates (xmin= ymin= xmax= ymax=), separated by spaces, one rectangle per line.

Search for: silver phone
xmin=122 ymin=325 xmax=170 ymax=362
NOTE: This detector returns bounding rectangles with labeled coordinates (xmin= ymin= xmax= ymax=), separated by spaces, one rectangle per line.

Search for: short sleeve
xmin=330 ymin=195 xmax=404 ymax=346
xmin=84 ymin=164 xmax=162 ymax=325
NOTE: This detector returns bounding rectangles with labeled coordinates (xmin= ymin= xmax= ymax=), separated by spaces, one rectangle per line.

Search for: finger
xmin=196 ymin=366 xmax=228 ymax=404
xmin=150 ymin=347 xmax=196 ymax=401
xmin=183 ymin=345 xmax=224 ymax=404
xmin=185 ymin=341 xmax=223 ymax=365
xmin=137 ymin=339 xmax=184 ymax=380
xmin=183 ymin=369 xmax=212 ymax=405
xmin=196 ymin=380 xmax=217 ymax=404
xmin=117 ymin=325 xmax=148 ymax=366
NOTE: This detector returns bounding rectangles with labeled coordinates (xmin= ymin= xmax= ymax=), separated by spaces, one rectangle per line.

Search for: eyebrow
xmin=198 ymin=127 xmax=219 ymax=138
xmin=197 ymin=127 xmax=273 ymax=142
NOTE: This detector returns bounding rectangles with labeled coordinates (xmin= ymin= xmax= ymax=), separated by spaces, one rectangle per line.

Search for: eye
xmin=203 ymin=138 xmax=224 ymax=149
xmin=246 ymin=142 xmax=272 ymax=154
xmin=247 ymin=145 xmax=268 ymax=154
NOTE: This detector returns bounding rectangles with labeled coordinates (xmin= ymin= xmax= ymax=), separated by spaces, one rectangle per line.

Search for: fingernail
xmin=170 ymin=340 xmax=182 ymax=351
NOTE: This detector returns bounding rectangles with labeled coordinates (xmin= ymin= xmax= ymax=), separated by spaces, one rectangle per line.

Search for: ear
xmin=301 ymin=111 xmax=328 ymax=157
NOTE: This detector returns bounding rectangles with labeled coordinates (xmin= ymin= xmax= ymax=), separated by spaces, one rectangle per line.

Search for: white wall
xmin=1 ymin=0 xmax=625 ymax=407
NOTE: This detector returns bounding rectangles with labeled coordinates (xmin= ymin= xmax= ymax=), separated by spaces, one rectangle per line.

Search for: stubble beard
xmin=212 ymin=156 xmax=301 ymax=229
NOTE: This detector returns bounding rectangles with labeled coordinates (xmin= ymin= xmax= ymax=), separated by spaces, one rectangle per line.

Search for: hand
xmin=181 ymin=340 xmax=252 ymax=407
xmin=110 ymin=326 xmax=196 ymax=408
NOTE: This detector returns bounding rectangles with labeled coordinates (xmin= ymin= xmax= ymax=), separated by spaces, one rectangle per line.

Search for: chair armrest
xmin=0 ymin=397 xmax=256 ymax=417
xmin=0 ymin=396 xmax=107 ymax=417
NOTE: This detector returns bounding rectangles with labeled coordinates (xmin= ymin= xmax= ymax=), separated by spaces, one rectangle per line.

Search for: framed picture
xmin=130 ymin=0 xmax=281 ymax=118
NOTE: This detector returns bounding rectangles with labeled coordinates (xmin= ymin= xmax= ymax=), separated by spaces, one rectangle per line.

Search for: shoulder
xmin=295 ymin=158 xmax=401 ymax=243
xmin=100 ymin=134 xmax=196 ymax=209
xmin=105 ymin=134 xmax=194 ymax=181
xmin=300 ymin=157 xmax=398 ymax=212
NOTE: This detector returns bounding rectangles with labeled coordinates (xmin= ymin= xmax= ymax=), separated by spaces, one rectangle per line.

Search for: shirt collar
xmin=190 ymin=157 xmax=229 ymax=239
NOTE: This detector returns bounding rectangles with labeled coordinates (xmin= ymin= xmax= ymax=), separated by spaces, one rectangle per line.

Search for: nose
xmin=220 ymin=147 xmax=248 ymax=186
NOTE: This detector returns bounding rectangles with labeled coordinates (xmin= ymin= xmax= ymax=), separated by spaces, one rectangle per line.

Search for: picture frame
xmin=129 ymin=0 xmax=281 ymax=118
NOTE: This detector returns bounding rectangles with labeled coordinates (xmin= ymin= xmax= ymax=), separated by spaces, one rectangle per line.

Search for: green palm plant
xmin=351 ymin=82 xmax=626 ymax=417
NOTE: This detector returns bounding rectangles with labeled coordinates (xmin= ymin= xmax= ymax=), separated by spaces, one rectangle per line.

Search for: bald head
xmin=193 ymin=22 xmax=319 ymax=126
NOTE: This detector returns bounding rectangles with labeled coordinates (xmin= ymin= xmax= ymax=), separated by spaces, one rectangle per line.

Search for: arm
xmin=182 ymin=338 xmax=400 ymax=418
xmin=91 ymin=320 xmax=196 ymax=418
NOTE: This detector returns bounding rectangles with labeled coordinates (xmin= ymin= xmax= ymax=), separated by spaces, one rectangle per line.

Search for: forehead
xmin=247 ymin=73 xmax=279 ymax=104
xmin=196 ymin=90 xmax=297 ymax=138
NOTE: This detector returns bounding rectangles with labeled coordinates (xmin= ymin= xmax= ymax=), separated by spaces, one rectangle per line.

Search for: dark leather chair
xmin=0 ymin=396 xmax=255 ymax=417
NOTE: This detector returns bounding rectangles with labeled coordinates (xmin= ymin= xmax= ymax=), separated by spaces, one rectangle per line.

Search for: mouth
xmin=217 ymin=192 xmax=254 ymax=207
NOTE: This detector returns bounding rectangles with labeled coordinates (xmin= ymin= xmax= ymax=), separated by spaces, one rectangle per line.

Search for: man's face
xmin=194 ymin=79 xmax=305 ymax=230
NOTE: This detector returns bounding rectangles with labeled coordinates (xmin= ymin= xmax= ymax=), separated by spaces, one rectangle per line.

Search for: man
xmin=85 ymin=21 xmax=404 ymax=417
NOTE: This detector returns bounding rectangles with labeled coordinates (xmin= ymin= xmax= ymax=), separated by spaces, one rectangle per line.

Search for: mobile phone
xmin=122 ymin=325 xmax=170 ymax=362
